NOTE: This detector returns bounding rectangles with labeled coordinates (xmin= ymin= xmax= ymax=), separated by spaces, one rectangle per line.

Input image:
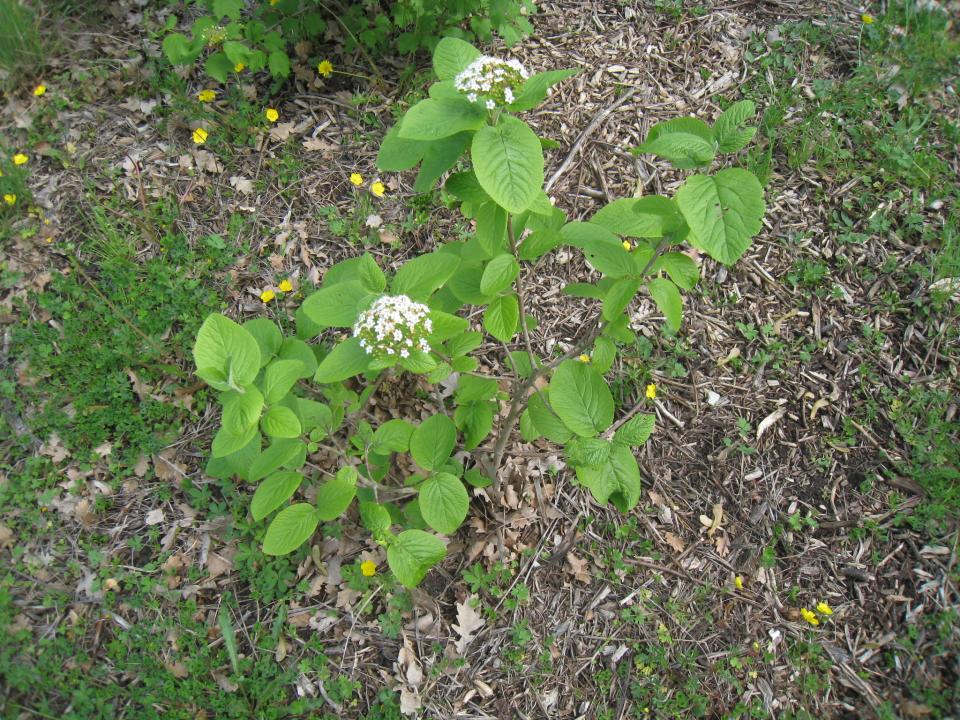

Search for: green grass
xmin=0 ymin=0 xmax=43 ymax=86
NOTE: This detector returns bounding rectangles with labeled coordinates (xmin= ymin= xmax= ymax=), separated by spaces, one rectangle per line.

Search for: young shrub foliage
xmin=192 ymin=40 xmax=765 ymax=589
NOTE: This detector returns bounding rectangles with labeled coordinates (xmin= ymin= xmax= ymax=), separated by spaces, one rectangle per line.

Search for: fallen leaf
xmin=230 ymin=176 xmax=253 ymax=195
xmin=699 ymin=503 xmax=724 ymax=537
xmin=269 ymin=122 xmax=295 ymax=142
xmin=145 ymin=508 xmax=165 ymax=525
xmin=664 ymin=531 xmax=685 ymax=553
xmin=565 ymin=552 xmax=591 ymax=583
xmin=399 ymin=687 xmax=421 ymax=715
xmin=0 ymin=523 xmax=13 ymax=549
xmin=452 ymin=596 xmax=486 ymax=654
xmin=165 ymin=660 xmax=188 ymax=678
xmin=756 ymin=406 xmax=786 ymax=440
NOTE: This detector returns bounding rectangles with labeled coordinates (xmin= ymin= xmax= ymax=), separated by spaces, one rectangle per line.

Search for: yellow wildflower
xmin=360 ymin=560 xmax=377 ymax=577
xmin=861 ymin=13 xmax=874 ymax=24
xmin=265 ymin=107 xmax=279 ymax=123
xmin=317 ymin=60 xmax=334 ymax=78
xmin=734 ymin=575 xmax=744 ymax=590
xmin=270 ymin=0 xmax=280 ymax=4
xmin=816 ymin=601 xmax=833 ymax=616
xmin=622 ymin=240 xmax=632 ymax=251
xmin=278 ymin=279 xmax=293 ymax=292
xmin=646 ymin=383 xmax=657 ymax=400
xmin=197 ymin=89 xmax=216 ymax=102
xmin=260 ymin=289 xmax=276 ymax=303
xmin=370 ymin=181 xmax=386 ymax=198
xmin=3 ymin=194 xmax=15 ymax=206
xmin=800 ymin=607 xmax=819 ymax=626
xmin=350 ymin=172 xmax=363 ymax=186
xmin=13 ymin=153 xmax=28 ymax=166
xmin=192 ymin=128 xmax=208 ymax=145
xmin=234 ymin=62 xmax=246 ymax=73
xmin=33 ymin=84 xmax=46 ymax=97
xmin=578 ymin=354 xmax=591 ymax=363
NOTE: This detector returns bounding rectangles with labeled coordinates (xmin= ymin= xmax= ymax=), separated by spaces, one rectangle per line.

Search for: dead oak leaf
xmin=452 ymin=595 xmax=485 ymax=655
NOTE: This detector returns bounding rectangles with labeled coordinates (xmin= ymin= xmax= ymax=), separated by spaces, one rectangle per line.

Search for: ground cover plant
xmin=1 ymin=0 xmax=958 ymax=718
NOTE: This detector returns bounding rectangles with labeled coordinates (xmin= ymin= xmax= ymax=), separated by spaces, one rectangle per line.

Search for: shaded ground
xmin=1 ymin=1 xmax=958 ymax=719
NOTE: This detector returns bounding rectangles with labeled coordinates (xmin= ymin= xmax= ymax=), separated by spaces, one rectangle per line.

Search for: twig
xmin=545 ymin=87 xmax=638 ymax=193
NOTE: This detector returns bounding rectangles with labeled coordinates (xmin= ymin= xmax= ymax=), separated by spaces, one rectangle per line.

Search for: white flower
xmin=352 ymin=294 xmax=434 ymax=361
xmin=454 ymin=55 xmax=528 ymax=110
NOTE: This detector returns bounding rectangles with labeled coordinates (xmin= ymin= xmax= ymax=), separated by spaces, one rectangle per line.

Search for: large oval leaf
xmin=387 ymin=530 xmax=446 ymax=588
xmin=251 ymin=471 xmax=303 ymax=521
xmin=432 ymin=37 xmax=481 ymax=80
xmin=419 ymin=472 xmax=469 ymax=534
xmin=675 ymin=168 xmax=764 ymax=266
xmin=471 ymin=115 xmax=544 ymax=214
xmin=194 ymin=314 xmax=261 ymax=388
xmin=262 ymin=503 xmax=320 ymax=555
xmin=315 ymin=466 xmax=358 ymax=521
xmin=480 ymin=253 xmax=520 ymax=296
xmin=483 ymin=294 xmax=519 ymax=342
xmin=410 ymin=414 xmax=457 ymax=471
xmin=398 ymin=98 xmax=486 ymax=141
xmin=548 ymin=360 xmax=614 ymax=437
xmin=574 ymin=443 xmax=642 ymax=512
xmin=301 ymin=281 xmax=371 ymax=329
xmin=314 ymin=337 xmax=371 ymax=384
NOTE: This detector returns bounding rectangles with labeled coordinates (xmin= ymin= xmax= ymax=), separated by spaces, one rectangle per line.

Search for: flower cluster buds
xmin=454 ymin=56 xmax=529 ymax=110
xmin=202 ymin=25 xmax=227 ymax=46
xmin=353 ymin=295 xmax=433 ymax=360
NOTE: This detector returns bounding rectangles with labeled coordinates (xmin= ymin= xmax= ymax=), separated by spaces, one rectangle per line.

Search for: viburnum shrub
xmin=192 ymin=38 xmax=765 ymax=588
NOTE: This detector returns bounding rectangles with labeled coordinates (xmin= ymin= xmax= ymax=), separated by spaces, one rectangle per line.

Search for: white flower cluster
xmin=353 ymin=295 xmax=432 ymax=360
xmin=454 ymin=56 xmax=529 ymax=110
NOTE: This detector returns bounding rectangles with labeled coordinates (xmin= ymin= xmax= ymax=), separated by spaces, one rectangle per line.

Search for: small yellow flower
xmin=234 ymin=62 xmax=246 ymax=73
xmin=317 ymin=60 xmax=334 ymax=78
xmin=197 ymin=89 xmax=216 ymax=102
xmin=800 ymin=607 xmax=820 ymax=626
xmin=734 ymin=575 xmax=744 ymax=590
xmin=350 ymin=172 xmax=363 ymax=186
xmin=370 ymin=181 xmax=386 ymax=198
xmin=646 ymin=383 xmax=657 ymax=400
xmin=260 ymin=289 xmax=276 ymax=303
xmin=270 ymin=0 xmax=280 ymax=4
xmin=278 ymin=279 xmax=293 ymax=292
xmin=816 ymin=601 xmax=833 ymax=616
xmin=3 ymin=194 xmax=15 ymax=206
xmin=622 ymin=240 xmax=632 ymax=251
xmin=578 ymin=354 xmax=591 ymax=363
xmin=33 ymin=84 xmax=46 ymax=97
xmin=861 ymin=13 xmax=874 ymax=24
xmin=13 ymin=153 xmax=28 ymax=166
xmin=265 ymin=107 xmax=279 ymax=123
xmin=192 ymin=128 xmax=208 ymax=145
xmin=360 ymin=560 xmax=377 ymax=577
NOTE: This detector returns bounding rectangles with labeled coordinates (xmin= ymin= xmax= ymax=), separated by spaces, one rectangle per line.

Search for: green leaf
xmin=675 ymin=168 xmax=765 ymax=266
xmin=419 ymin=472 xmax=469 ymax=534
xmin=509 ymin=68 xmax=579 ymax=112
xmin=562 ymin=222 xmax=635 ymax=278
xmin=212 ymin=424 xmax=259 ymax=458
xmin=410 ymin=414 xmax=457 ymax=471
xmin=398 ymin=98 xmax=485 ymax=141
xmin=262 ymin=359 xmax=304 ymax=404
xmin=602 ymin=277 xmax=641 ymax=322
xmin=655 ymin=252 xmax=700 ymax=290
xmin=614 ymin=414 xmax=655 ymax=446
xmin=297 ymin=399 xmax=332 ymax=434
xmin=391 ymin=251 xmax=460 ymax=300
xmin=455 ymin=375 xmax=499 ymax=403
xmin=464 ymin=468 xmax=492 ymax=488
xmin=400 ymin=351 xmax=437 ymax=374
xmin=205 ymin=51 xmax=233 ymax=83
xmin=314 ymin=337 xmax=371 ymax=384
xmin=452 ymin=355 xmax=478 ymax=373
xmin=194 ymin=314 xmax=261 ymax=389
xmin=454 ymin=401 xmax=495 ymax=450
xmin=447 ymin=261 xmax=491 ymax=305
xmin=251 ymin=471 xmax=303 ymax=521
xmin=249 ymin=438 xmax=305 ymax=481
xmin=212 ymin=0 xmax=243 ymax=20
xmin=432 ymin=37 xmax=481 ymax=80
xmin=445 ymin=331 xmax=483 ymax=357
xmin=315 ymin=466 xmax=358 ymax=521
xmin=549 ymin=360 xmax=614 ymax=437
xmin=301 ymin=281 xmax=370 ymax=328
xmin=378 ymin=123 xmax=427 ymax=171
xmin=372 ymin=419 xmax=416 ymax=454
xmin=633 ymin=117 xmax=716 ymax=169
xmin=414 ymin=132 xmax=471 ymax=193
xmin=162 ymin=33 xmax=197 ymax=64
xmin=387 ymin=530 xmax=446 ymax=588
xmin=472 ymin=115 xmax=544 ymax=213
xmin=243 ymin=318 xmax=282 ymax=367
xmin=507 ymin=350 xmax=535 ymax=378
xmin=713 ymin=100 xmax=757 ymax=153
xmin=261 ymin=405 xmax=302 ymax=438
xmin=359 ymin=502 xmax=393 ymax=540
xmin=647 ymin=277 xmax=683 ymax=332
xmin=591 ymin=196 xmax=687 ymax=239
xmin=526 ymin=391 xmax=574 ymax=444
xmin=480 ymin=253 xmax=520 ymax=296
xmin=268 ymin=50 xmax=290 ymax=78
xmin=475 ymin=202 xmax=508 ymax=257
xmin=222 ymin=433 xmax=262 ymax=482
xmin=262 ymin=503 xmax=319 ymax=555
xmin=567 ymin=437 xmax=612 ymax=468
xmin=427 ymin=310 xmax=469 ymax=343
xmin=518 ymin=228 xmax=563 ymax=260
xmin=277 ymin=338 xmax=318 ymax=378
xmin=574 ymin=443 xmax=642 ymax=512
xmin=222 ymin=40 xmax=249 ymax=66
xmin=222 ymin=386 xmax=264 ymax=435
xmin=591 ymin=336 xmax=616 ymax=374
xmin=445 ymin=171 xmax=492 ymax=213
xmin=483 ymin=294 xmax=519 ymax=342
xmin=357 ymin=253 xmax=387 ymax=293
